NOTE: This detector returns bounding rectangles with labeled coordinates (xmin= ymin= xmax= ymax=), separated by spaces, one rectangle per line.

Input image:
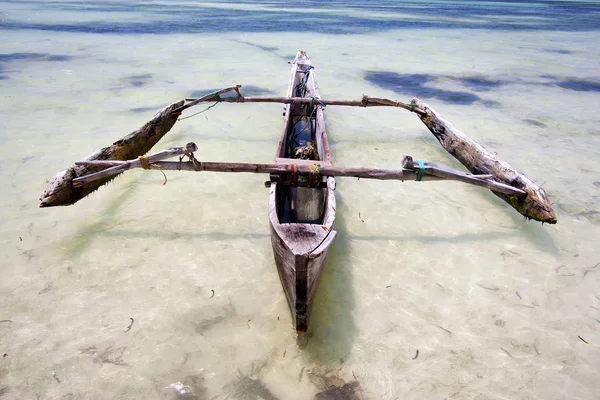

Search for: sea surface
xmin=1 ymin=1 xmax=600 ymax=399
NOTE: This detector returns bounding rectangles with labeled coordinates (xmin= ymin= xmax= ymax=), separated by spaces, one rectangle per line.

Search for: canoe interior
xmin=273 ymin=51 xmax=332 ymax=225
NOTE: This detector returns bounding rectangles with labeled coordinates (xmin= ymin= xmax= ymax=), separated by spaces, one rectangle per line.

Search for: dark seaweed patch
xmin=308 ymin=370 xmax=360 ymax=400
xmin=481 ymin=99 xmax=502 ymax=108
xmin=194 ymin=303 xmax=234 ymax=335
xmin=194 ymin=315 xmax=227 ymax=335
xmin=544 ymin=48 xmax=575 ymax=54
xmin=554 ymin=79 xmax=600 ymax=92
xmin=124 ymin=73 xmax=152 ymax=88
xmin=541 ymin=75 xmax=600 ymax=92
xmin=314 ymin=382 xmax=360 ymax=400
xmin=227 ymin=376 xmax=279 ymax=400
xmin=364 ymin=71 xmax=482 ymax=105
xmin=235 ymin=40 xmax=279 ymax=53
xmin=522 ymin=119 xmax=547 ymax=128
xmin=458 ymin=75 xmax=503 ymax=92
xmin=222 ymin=360 xmax=279 ymax=400
xmin=0 ymin=53 xmax=72 ymax=62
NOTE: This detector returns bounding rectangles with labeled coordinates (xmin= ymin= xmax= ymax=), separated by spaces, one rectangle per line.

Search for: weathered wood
xmin=72 ymin=144 xmax=197 ymax=185
xmin=412 ymin=98 xmax=557 ymax=224
xmin=268 ymin=184 xmax=335 ymax=339
xmin=38 ymin=85 xmax=426 ymax=208
xmin=268 ymin=50 xmax=337 ymax=342
xmin=39 ymin=100 xmax=184 ymax=207
xmin=73 ymin=155 xmax=526 ymax=196
xmin=174 ymin=86 xmax=242 ymax=114
xmin=402 ymin=156 xmax=525 ymax=196
xmin=185 ymin=94 xmax=426 ymax=115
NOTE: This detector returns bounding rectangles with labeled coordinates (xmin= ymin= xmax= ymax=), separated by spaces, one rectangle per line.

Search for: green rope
xmin=178 ymin=91 xmax=222 ymax=121
xmin=416 ymin=159 xmax=425 ymax=182
xmin=309 ymin=96 xmax=326 ymax=109
xmin=178 ymin=101 xmax=219 ymax=120
xmin=410 ymin=101 xmax=415 ymax=112
xmin=296 ymin=65 xmax=314 ymax=97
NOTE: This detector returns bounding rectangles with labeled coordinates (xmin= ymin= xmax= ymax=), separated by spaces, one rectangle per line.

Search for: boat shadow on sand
xmin=302 ymin=192 xmax=358 ymax=363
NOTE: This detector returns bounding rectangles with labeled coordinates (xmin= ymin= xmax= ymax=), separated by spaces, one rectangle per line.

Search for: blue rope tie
xmin=416 ymin=160 xmax=425 ymax=182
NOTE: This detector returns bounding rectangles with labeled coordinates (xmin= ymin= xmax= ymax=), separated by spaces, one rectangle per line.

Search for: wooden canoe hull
xmin=269 ymin=50 xmax=337 ymax=340
xmin=269 ymin=181 xmax=337 ymax=335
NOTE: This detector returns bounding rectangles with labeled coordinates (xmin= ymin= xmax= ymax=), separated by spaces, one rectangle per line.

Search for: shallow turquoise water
xmin=1 ymin=1 xmax=600 ymax=399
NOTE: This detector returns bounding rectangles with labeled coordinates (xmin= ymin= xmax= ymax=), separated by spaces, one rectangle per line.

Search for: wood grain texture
xmin=413 ymin=97 xmax=556 ymax=224
xmin=268 ymin=50 xmax=337 ymax=338
xmin=39 ymin=100 xmax=184 ymax=207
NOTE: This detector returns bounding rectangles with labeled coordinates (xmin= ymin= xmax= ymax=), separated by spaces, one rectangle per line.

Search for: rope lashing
xmin=296 ymin=65 xmax=314 ymax=97
xmin=234 ymin=86 xmax=244 ymax=102
xmin=361 ymin=95 xmax=369 ymax=107
xmin=309 ymin=163 xmax=321 ymax=187
xmin=416 ymin=159 xmax=425 ymax=182
xmin=309 ymin=96 xmax=326 ymax=110
xmin=178 ymin=91 xmax=222 ymax=121
xmin=410 ymin=101 xmax=416 ymax=112
xmin=291 ymin=164 xmax=298 ymax=187
xmin=183 ymin=144 xmax=201 ymax=171
xmin=139 ymin=156 xmax=150 ymax=170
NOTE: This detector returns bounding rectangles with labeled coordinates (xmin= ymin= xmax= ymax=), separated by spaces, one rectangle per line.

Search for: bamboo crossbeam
xmin=73 ymin=145 xmax=526 ymax=196
xmin=219 ymin=96 xmax=425 ymax=115
xmin=176 ymin=85 xmax=426 ymax=116
xmin=70 ymin=144 xmax=198 ymax=187
xmin=174 ymin=86 xmax=242 ymax=113
xmin=401 ymin=156 xmax=522 ymax=195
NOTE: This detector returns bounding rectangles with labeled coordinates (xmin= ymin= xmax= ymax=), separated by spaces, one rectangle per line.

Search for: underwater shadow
xmin=475 ymin=189 xmax=559 ymax=255
xmin=0 ymin=52 xmax=72 ymax=62
xmin=303 ymin=192 xmax=358 ymax=365
xmin=540 ymin=75 xmax=600 ymax=92
xmin=504 ymin=204 xmax=559 ymax=256
xmin=123 ymin=73 xmax=153 ymax=88
xmin=58 ymin=177 xmax=142 ymax=259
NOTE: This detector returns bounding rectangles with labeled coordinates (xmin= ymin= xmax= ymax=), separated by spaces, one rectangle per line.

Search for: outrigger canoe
xmin=268 ymin=50 xmax=336 ymax=342
xmin=39 ymin=49 xmax=556 ymax=344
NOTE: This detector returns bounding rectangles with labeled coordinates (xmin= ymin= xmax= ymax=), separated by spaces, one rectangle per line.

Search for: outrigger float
xmin=40 ymin=50 xmax=556 ymax=344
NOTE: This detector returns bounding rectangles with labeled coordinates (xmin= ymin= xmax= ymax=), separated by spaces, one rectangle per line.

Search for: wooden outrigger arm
xmin=70 ymin=143 xmax=526 ymax=197
xmin=39 ymin=85 xmax=556 ymax=223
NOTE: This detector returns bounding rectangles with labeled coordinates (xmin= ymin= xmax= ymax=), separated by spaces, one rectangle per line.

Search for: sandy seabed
xmin=1 ymin=1 xmax=600 ymax=399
